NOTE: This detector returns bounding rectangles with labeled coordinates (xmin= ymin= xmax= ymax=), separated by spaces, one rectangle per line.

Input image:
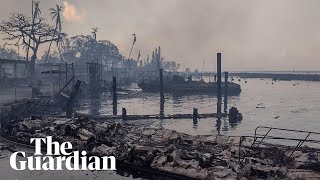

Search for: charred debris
xmin=1 ymin=81 xmax=319 ymax=179
xmin=1 ymin=116 xmax=320 ymax=180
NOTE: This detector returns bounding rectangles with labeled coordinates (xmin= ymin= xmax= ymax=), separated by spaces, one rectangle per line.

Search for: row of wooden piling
xmin=110 ymin=53 xmax=229 ymax=120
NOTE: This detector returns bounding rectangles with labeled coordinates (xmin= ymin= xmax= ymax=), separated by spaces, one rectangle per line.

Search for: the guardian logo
xmin=10 ymin=136 xmax=116 ymax=171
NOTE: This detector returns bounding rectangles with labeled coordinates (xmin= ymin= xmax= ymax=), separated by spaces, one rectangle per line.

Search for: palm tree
xmin=26 ymin=1 xmax=41 ymax=61
xmin=45 ymin=4 xmax=63 ymax=63
xmin=50 ymin=5 xmax=62 ymax=32
xmin=25 ymin=1 xmax=41 ymax=76
xmin=92 ymin=27 xmax=98 ymax=40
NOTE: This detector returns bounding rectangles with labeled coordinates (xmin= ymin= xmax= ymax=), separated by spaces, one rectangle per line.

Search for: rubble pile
xmin=2 ymin=117 xmax=320 ymax=179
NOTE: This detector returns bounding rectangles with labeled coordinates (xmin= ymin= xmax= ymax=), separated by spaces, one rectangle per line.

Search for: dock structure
xmin=224 ymin=71 xmax=229 ymax=113
xmin=75 ymin=112 xmax=227 ymax=121
xmin=217 ymin=53 xmax=222 ymax=115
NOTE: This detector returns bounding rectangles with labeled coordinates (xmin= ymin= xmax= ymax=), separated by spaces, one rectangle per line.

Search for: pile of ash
xmin=2 ymin=117 xmax=320 ymax=179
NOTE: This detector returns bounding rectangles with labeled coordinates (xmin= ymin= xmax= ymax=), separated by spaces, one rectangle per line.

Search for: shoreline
xmin=230 ymin=72 xmax=320 ymax=81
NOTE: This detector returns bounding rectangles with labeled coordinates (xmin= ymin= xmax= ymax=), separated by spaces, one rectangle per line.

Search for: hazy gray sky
xmin=1 ymin=0 xmax=320 ymax=71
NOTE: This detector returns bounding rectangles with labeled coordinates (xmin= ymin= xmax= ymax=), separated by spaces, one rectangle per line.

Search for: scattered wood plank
xmin=74 ymin=112 xmax=227 ymax=120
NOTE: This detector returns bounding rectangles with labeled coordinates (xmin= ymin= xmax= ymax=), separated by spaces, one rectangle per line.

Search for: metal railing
xmin=238 ymin=126 xmax=320 ymax=163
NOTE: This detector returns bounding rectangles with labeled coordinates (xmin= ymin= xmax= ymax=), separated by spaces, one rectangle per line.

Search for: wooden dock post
xmin=217 ymin=53 xmax=222 ymax=115
xmin=160 ymin=69 xmax=164 ymax=117
xmin=112 ymin=76 xmax=117 ymax=115
xmin=122 ymin=107 xmax=127 ymax=120
xmin=224 ymin=71 xmax=228 ymax=113
xmin=193 ymin=108 xmax=198 ymax=125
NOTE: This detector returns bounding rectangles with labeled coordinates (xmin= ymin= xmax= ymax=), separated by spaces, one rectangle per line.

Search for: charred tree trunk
xmin=30 ymin=54 xmax=37 ymax=78
xmin=29 ymin=45 xmax=39 ymax=78
xmin=45 ymin=39 xmax=54 ymax=62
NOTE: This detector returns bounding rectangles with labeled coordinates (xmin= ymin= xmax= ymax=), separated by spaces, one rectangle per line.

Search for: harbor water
xmin=78 ymin=78 xmax=320 ymax=144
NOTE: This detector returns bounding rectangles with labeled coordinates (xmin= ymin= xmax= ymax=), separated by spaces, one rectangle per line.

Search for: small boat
xmin=138 ymin=75 xmax=241 ymax=95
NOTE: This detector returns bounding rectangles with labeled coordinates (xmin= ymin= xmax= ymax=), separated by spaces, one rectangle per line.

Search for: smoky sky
xmin=1 ymin=0 xmax=320 ymax=71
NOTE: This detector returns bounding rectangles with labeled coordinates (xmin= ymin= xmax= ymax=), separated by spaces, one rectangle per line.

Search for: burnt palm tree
xmin=45 ymin=4 xmax=63 ymax=62
xmin=25 ymin=1 xmax=41 ymax=77
xmin=26 ymin=1 xmax=41 ymax=62
xmin=92 ymin=27 xmax=98 ymax=40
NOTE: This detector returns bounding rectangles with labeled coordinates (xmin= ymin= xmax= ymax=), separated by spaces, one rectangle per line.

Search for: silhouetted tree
xmin=0 ymin=13 xmax=62 ymax=77
xmin=163 ymin=61 xmax=181 ymax=72
xmin=91 ymin=27 xmax=98 ymax=40
xmin=45 ymin=4 xmax=63 ymax=62
xmin=0 ymin=44 xmax=20 ymax=59
xmin=26 ymin=1 xmax=41 ymax=63
xmin=41 ymin=51 xmax=60 ymax=63
xmin=59 ymin=35 xmax=123 ymax=65
xmin=128 ymin=33 xmax=136 ymax=60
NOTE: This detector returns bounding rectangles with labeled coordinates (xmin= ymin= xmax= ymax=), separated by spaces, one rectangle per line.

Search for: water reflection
xmin=229 ymin=115 xmax=243 ymax=129
xmin=222 ymin=117 xmax=229 ymax=132
xmin=79 ymin=91 xmax=243 ymax=134
xmin=78 ymin=78 xmax=320 ymax=137
xmin=193 ymin=118 xmax=198 ymax=129
xmin=216 ymin=117 xmax=222 ymax=134
xmin=224 ymin=94 xmax=228 ymax=113
xmin=192 ymin=108 xmax=198 ymax=129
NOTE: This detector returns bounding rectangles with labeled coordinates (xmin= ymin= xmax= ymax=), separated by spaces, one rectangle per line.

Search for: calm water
xmin=78 ymin=78 xmax=320 ymax=143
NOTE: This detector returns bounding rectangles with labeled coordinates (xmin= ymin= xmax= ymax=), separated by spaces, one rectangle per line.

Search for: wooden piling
xmin=75 ymin=112 xmax=227 ymax=121
xmin=224 ymin=72 xmax=228 ymax=113
xmin=122 ymin=107 xmax=127 ymax=120
xmin=112 ymin=76 xmax=117 ymax=115
xmin=217 ymin=53 xmax=222 ymax=115
xmin=160 ymin=69 xmax=164 ymax=117
xmin=193 ymin=108 xmax=198 ymax=125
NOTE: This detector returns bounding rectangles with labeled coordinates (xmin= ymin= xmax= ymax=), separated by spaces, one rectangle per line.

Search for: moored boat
xmin=138 ymin=75 xmax=241 ymax=95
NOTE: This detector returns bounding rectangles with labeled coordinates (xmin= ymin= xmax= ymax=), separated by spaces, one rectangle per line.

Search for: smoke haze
xmin=63 ymin=1 xmax=85 ymax=22
xmin=1 ymin=0 xmax=320 ymax=71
